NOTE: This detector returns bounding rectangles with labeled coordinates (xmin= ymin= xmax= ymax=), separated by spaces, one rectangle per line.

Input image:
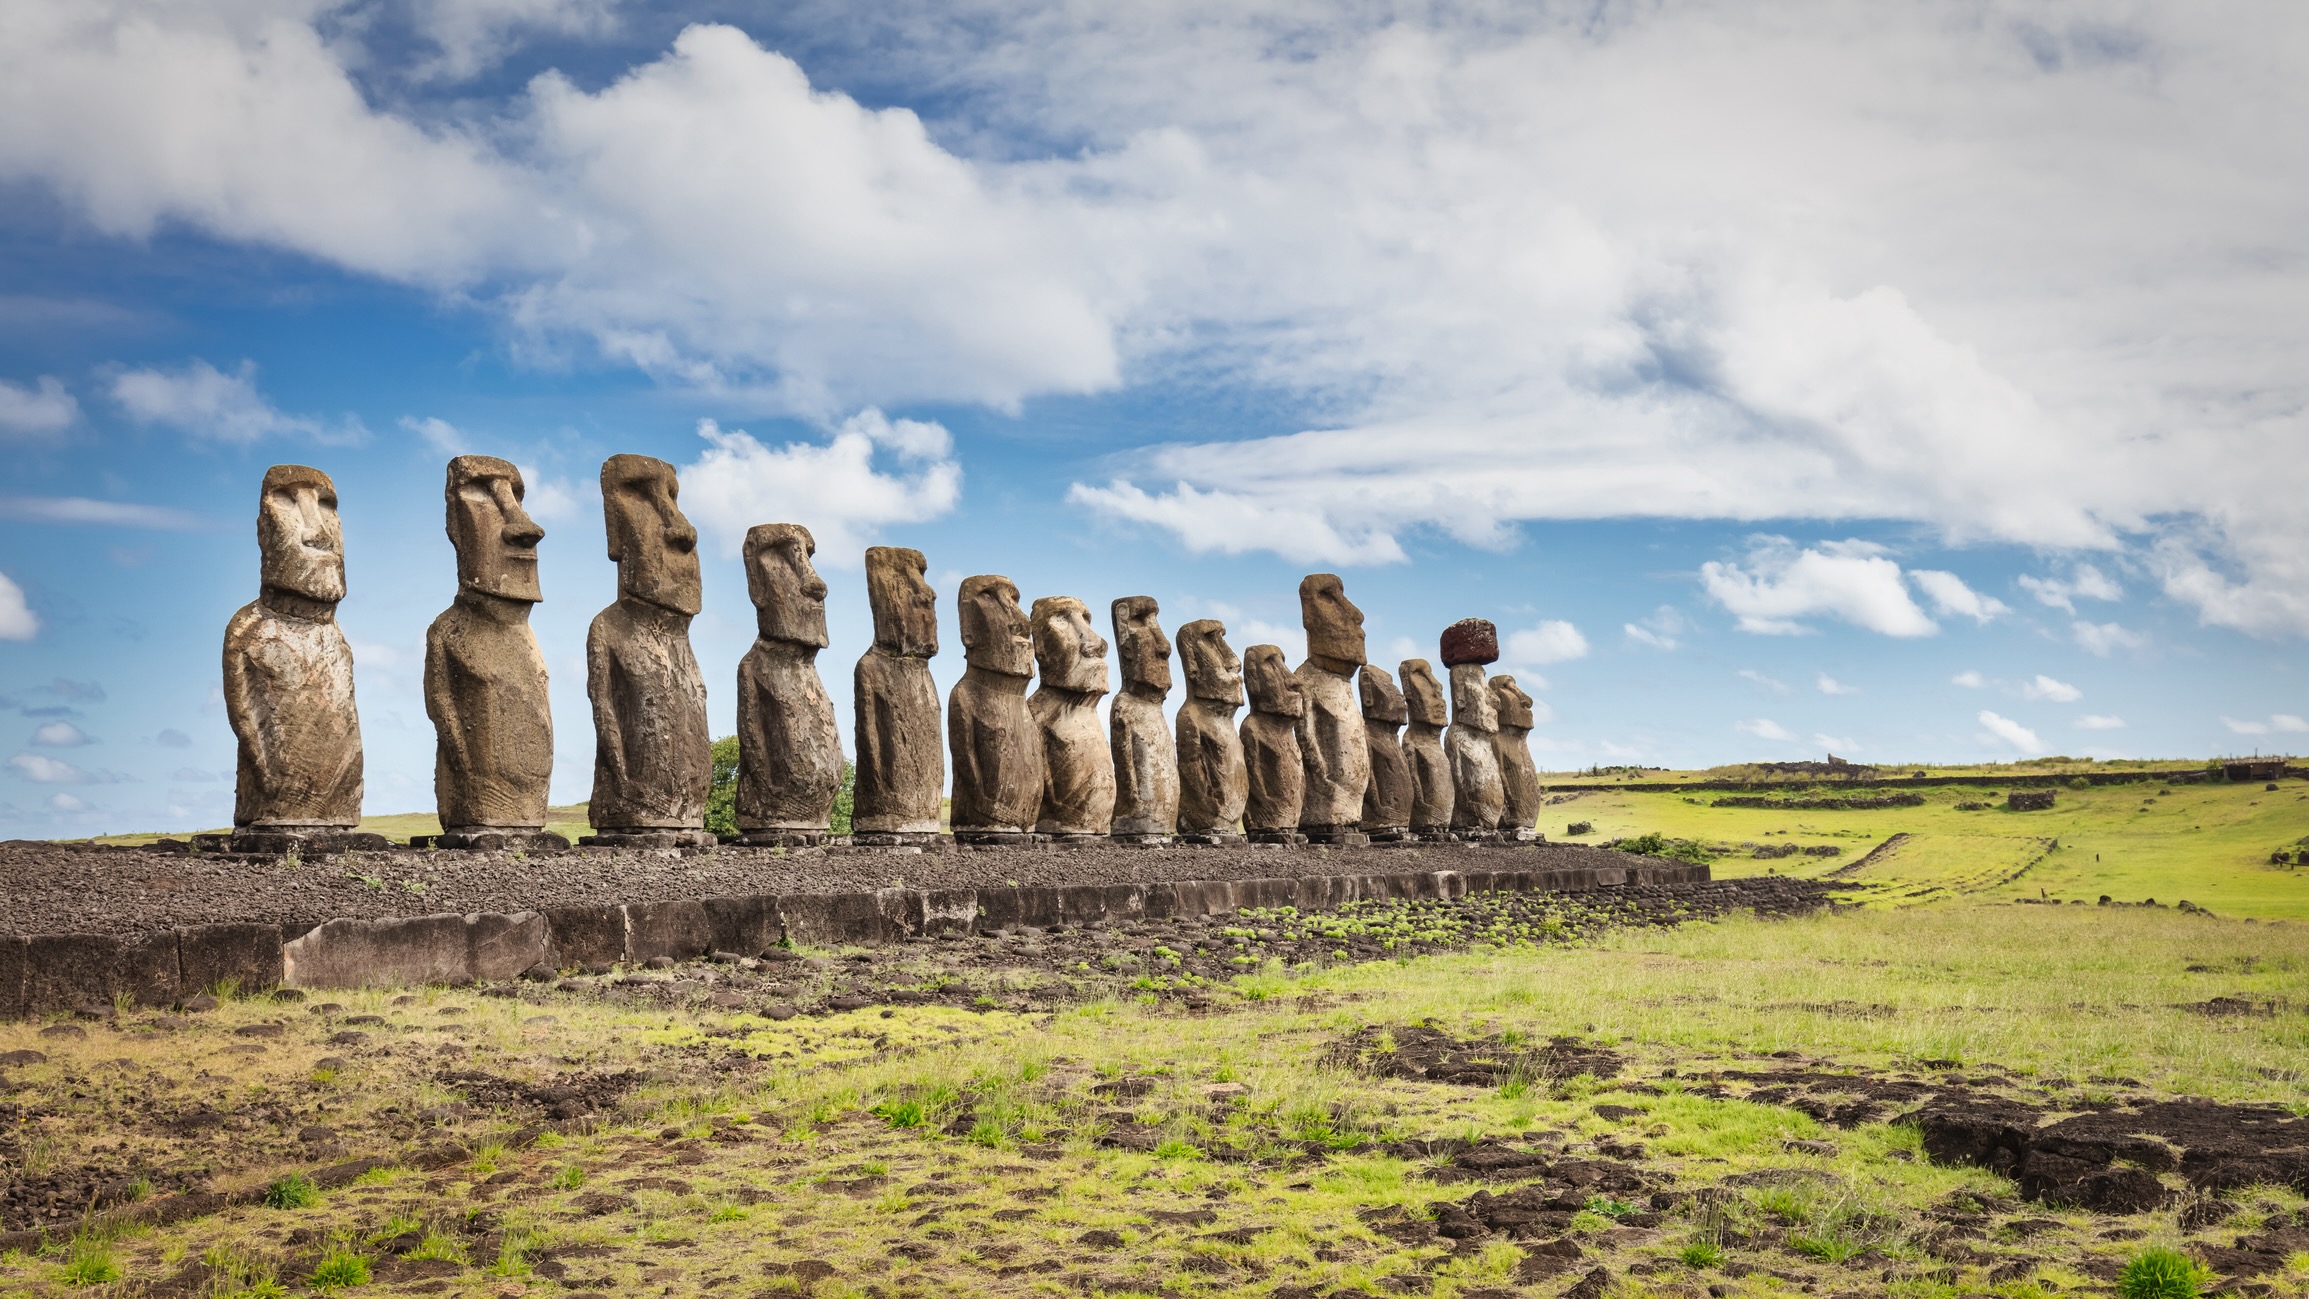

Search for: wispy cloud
xmin=0 ymin=496 xmax=207 ymax=530
xmin=1738 ymin=669 xmax=1790 ymax=694
xmin=2019 ymin=564 xmax=2122 ymax=613
xmin=1951 ymin=669 xmax=1986 ymax=688
xmin=0 ymin=571 xmax=34 ymax=642
xmin=1815 ymin=673 xmax=1860 ymax=696
xmin=1623 ymin=606 xmax=1683 ymax=651
xmin=2073 ymin=620 xmax=2146 ymax=657
xmin=111 ymin=358 xmax=365 ymax=445
xmin=1736 ymin=717 xmax=1797 ymax=742
xmin=0 ymin=375 xmax=77 ymax=437
xmin=2223 ymin=714 xmax=2309 ymax=735
xmin=2020 ymin=674 xmax=2082 ymax=703
xmin=2076 ymin=714 xmax=2126 ymax=730
xmin=1977 ymin=710 xmax=2044 ymax=754
xmin=1506 ymin=619 xmax=1588 ymax=666
xmin=1910 ymin=570 xmax=2009 ymax=625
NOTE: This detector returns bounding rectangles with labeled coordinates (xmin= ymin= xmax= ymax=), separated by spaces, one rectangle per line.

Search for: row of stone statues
xmin=220 ymin=457 xmax=1545 ymax=850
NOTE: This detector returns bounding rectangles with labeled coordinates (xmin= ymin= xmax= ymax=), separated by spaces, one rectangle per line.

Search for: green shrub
xmin=58 ymin=1242 xmax=120 ymax=1286
xmin=705 ymin=736 xmax=740 ymax=838
xmin=262 ymin=1172 xmax=320 ymax=1209
xmin=872 ymin=1099 xmax=927 ymax=1128
xmin=308 ymin=1246 xmax=370 ymax=1289
xmin=1678 ymin=1241 xmax=1722 ymax=1268
xmin=2117 ymin=1247 xmax=2209 ymax=1299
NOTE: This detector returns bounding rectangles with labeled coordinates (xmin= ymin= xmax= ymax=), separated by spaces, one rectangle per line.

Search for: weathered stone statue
xmin=1491 ymin=674 xmax=1543 ymax=841
xmin=423 ymin=456 xmax=559 ymax=851
xmin=1441 ymin=618 xmax=1504 ymax=839
xmin=734 ymin=524 xmax=842 ymax=846
xmin=1358 ymin=665 xmax=1412 ymax=841
xmin=947 ymin=575 xmax=1041 ymax=843
xmin=1239 ymin=643 xmax=1306 ymax=843
xmin=1030 ymin=597 xmax=1115 ymax=840
xmin=219 ymin=464 xmax=379 ymax=852
xmin=1173 ymin=619 xmax=1248 ymax=844
xmin=1108 ymin=597 xmax=1178 ymax=844
xmin=1294 ymin=574 xmax=1372 ymax=844
xmin=585 ymin=455 xmax=712 ymax=848
xmin=853 ymin=546 xmax=944 ymax=842
xmin=1399 ymin=659 xmax=1454 ymax=840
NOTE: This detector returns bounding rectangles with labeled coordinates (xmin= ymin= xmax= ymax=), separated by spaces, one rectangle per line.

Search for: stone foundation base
xmin=1176 ymin=832 xmax=1246 ymax=847
xmin=1247 ymin=830 xmax=1308 ymax=846
xmin=1409 ymin=826 xmax=1454 ymax=843
xmin=732 ymin=830 xmax=846 ymax=848
xmin=848 ymin=832 xmax=952 ymax=850
xmin=1451 ymin=828 xmax=1503 ymax=844
xmin=1363 ymin=827 xmax=1415 ymax=844
xmin=193 ymin=830 xmax=394 ymax=855
xmin=412 ymin=830 xmax=571 ymax=852
xmin=1044 ymin=832 xmax=1105 ymax=849
xmin=1498 ymin=828 xmax=1544 ymax=845
xmin=1109 ymin=832 xmax=1174 ymax=847
xmin=1301 ymin=825 xmax=1371 ymax=847
xmin=579 ymin=829 xmax=716 ymax=850
xmin=953 ymin=829 xmax=1047 ymax=848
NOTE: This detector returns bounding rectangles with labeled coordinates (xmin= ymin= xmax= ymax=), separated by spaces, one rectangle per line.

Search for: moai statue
xmin=1399 ymin=659 xmax=1455 ymax=840
xmin=585 ymin=455 xmax=712 ymax=848
xmin=1491 ymin=675 xmax=1543 ymax=842
xmin=1295 ymin=574 xmax=1372 ymax=845
xmin=423 ymin=456 xmax=559 ymax=851
xmin=1109 ymin=597 xmax=1178 ymax=844
xmin=217 ymin=464 xmax=380 ymax=853
xmin=947 ymin=575 xmax=1041 ymax=843
xmin=1239 ymin=644 xmax=1306 ymax=843
xmin=1358 ymin=665 xmax=1413 ymax=841
xmin=1030 ymin=596 xmax=1114 ymax=840
xmin=1173 ymin=619 xmax=1248 ymax=844
xmin=734 ymin=524 xmax=842 ymax=846
xmin=854 ymin=546 xmax=944 ymax=842
xmin=1441 ymin=618 xmax=1505 ymax=840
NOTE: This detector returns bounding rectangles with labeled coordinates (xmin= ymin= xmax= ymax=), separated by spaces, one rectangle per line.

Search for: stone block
xmin=778 ymin=891 xmax=910 ymax=948
xmin=700 ymin=894 xmax=786 ymax=956
xmin=542 ymin=905 xmax=626 ymax=969
xmin=23 ymin=932 xmax=180 ymax=1015
xmin=0 ymin=936 xmax=25 ymax=1020
xmin=177 ymin=923 xmax=284 ymax=996
xmin=911 ymin=890 xmax=982 ymax=937
xmin=468 ymin=913 xmax=549 ymax=981
xmin=626 ymin=899 xmax=717 ymax=963
xmin=281 ymin=912 xmax=546 ymax=989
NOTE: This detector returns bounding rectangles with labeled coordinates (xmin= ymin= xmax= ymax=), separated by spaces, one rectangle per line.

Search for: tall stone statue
xmin=1441 ymin=618 xmax=1505 ymax=840
xmin=854 ymin=546 xmax=944 ymax=842
xmin=1358 ymin=665 xmax=1413 ymax=841
xmin=1491 ymin=674 xmax=1543 ymax=841
xmin=1294 ymin=574 xmax=1372 ymax=844
xmin=219 ymin=464 xmax=377 ymax=852
xmin=585 ymin=455 xmax=712 ymax=848
xmin=1174 ymin=619 xmax=1248 ymax=844
xmin=1239 ymin=644 xmax=1306 ymax=843
xmin=947 ymin=575 xmax=1040 ymax=842
xmin=1108 ymin=597 xmax=1178 ymax=843
xmin=734 ymin=524 xmax=842 ymax=846
xmin=1030 ymin=596 xmax=1114 ymax=839
xmin=423 ymin=455 xmax=558 ymax=851
xmin=1399 ymin=659 xmax=1454 ymax=840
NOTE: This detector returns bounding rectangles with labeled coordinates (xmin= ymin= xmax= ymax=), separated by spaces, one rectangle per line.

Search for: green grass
xmin=2118 ymin=1245 xmax=2211 ymax=1298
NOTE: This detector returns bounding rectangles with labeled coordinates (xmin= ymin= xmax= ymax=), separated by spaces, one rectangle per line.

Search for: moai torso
xmin=1109 ymin=597 xmax=1178 ymax=837
xmin=587 ymin=455 xmax=710 ymax=831
xmin=1294 ymin=574 xmax=1371 ymax=831
xmin=1239 ymin=644 xmax=1305 ymax=834
xmin=1491 ymin=674 xmax=1543 ymax=837
xmin=1399 ymin=659 xmax=1454 ymax=833
xmin=1359 ymin=665 xmax=1412 ymax=834
xmin=1030 ymin=596 xmax=1114 ymax=836
xmin=853 ymin=546 xmax=943 ymax=834
xmin=1441 ymin=619 xmax=1504 ymax=832
xmin=225 ymin=464 xmax=363 ymax=829
xmin=425 ymin=456 xmax=551 ymax=832
xmin=1174 ymin=619 xmax=1248 ymax=836
xmin=947 ymin=575 xmax=1041 ymax=834
xmin=736 ymin=524 xmax=841 ymax=832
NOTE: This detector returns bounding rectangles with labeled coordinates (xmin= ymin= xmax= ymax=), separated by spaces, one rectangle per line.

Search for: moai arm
xmin=422 ymin=618 xmax=469 ymax=788
xmin=221 ymin=616 xmax=276 ymax=789
xmin=586 ymin=617 xmax=626 ymax=794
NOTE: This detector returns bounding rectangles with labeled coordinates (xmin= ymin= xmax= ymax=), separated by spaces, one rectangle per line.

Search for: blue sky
xmin=2 ymin=1 xmax=2305 ymax=836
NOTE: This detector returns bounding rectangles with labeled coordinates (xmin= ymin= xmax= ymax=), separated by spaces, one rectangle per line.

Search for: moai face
xmin=1360 ymin=664 xmax=1408 ymax=725
xmin=1178 ymin=619 xmax=1243 ymax=705
xmin=1032 ymin=596 xmax=1109 ymax=693
xmin=1299 ymin=573 xmax=1367 ymax=669
xmin=257 ymin=464 xmax=346 ymax=604
xmin=1451 ymin=664 xmax=1499 ymax=730
xmin=865 ymin=546 xmax=938 ymax=657
xmin=1400 ymin=659 xmax=1448 ymax=726
xmin=1491 ymin=675 xmax=1535 ymax=730
xmin=1243 ymin=645 xmax=1304 ymax=718
xmin=446 ymin=456 xmax=543 ymax=604
xmin=744 ymin=523 xmax=828 ymax=647
xmin=601 ymin=454 xmax=701 ymax=616
xmin=958 ymin=575 xmax=1032 ymax=675
xmin=1112 ymin=597 xmax=1172 ymax=694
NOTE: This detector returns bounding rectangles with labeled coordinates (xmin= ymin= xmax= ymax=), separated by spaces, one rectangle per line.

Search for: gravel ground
xmin=0 ymin=840 xmax=1673 ymax=937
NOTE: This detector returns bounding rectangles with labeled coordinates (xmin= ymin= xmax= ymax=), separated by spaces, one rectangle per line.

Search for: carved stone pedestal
xmin=580 ymin=829 xmax=716 ymax=849
xmin=413 ymin=830 xmax=570 ymax=852
xmin=1301 ymin=824 xmax=1370 ymax=846
xmin=196 ymin=830 xmax=392 ymax=856
xmin=1109 ymin=832 xmax=1173 ymax=848
xmin=734 ymin=830 xmax=847 ymax=848
xmin=953 ymin=829 xmax=1047 ymax=848
xmin=1248 ymin=830 xmax=1307 ymax=847
xmin=1177 ymin=832 xmax=1246 ymax=847
xmin=850 ymin=831 xmax=950 ymax=850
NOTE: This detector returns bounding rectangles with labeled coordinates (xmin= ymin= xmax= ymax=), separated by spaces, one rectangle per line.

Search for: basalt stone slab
xmin=699 ymin=894 xmax=786 ymax=958
xmin=0 ymin=936 xmax=25 ymax=1020
xmin=542 ymin=904 xmax=627 ymax=970
xmin=281 ymin=911 xmax=547 ymax=989
xmin=579 ymin=829 xmax=716 ymax=849
xmin=911 ymin=889 xmax=983 ymax=937
xmin=177 ymin=923 xmax=284 ymax=996
xmin=626 ymin=899 xmax=716 ymax=963
xmin=24 ymin=931 xmax=179 ymax=1015
xmin=778 ymin=890 xmax=913 ymax=948
xmin=421 ymin=831 xmax=570 ymax=852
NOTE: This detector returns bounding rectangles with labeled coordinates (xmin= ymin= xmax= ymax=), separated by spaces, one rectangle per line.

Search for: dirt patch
xmin=434 ymin=1068 xmax=643 ymax=1121
xmin=1908 ymin=1094 xmax=2309 ymax=1212
xmin=1328 ymin=1024 xmax=1625 ymax=1087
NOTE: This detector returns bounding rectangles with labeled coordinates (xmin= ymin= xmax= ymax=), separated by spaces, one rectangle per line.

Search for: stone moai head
xmin=1442 ymin=618 xmax=1501 ymax=729
xmin=1439 ymin=618 xmax=1499 ymax=670
xmin=1299 ymin=573 xmax=1367 ymax=670
xmin=1112 ymin=596 xmax=1172 ymax=694
xmin=1032 ymin=596 xmax=1110 ymax=694
xmin=601 ymin=454 xmax=701 ymax=616
xmin=1399 ymin=659 xmax=1448 ymax=727
xmin=445 ymin=455 xmax=543 ymax=604
xmin=744 ymin=523 xmax=828 ymax=647
xmin=958 ymin=575 xmax=1031 ymax=675
xmin=257 ymin=464 xmax=346 ymax=605
xmin=1243 ymin=644 xmax=1303 ymax=718
xmin=865 ymin=546 xmax=938 ymax=657
xmin=1177 ymin=619 xmax=1243 ymax=705
xmin=1359 ymin=664 xmax=1408 ymax=725
xmin=1491 ymin=675 xmax=1535 ymax=730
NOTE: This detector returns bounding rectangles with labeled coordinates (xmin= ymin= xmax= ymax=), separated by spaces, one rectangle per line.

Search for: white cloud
xmin=401 ymin=415 xmax=466 ymax=455
xmin=2019 ymin=564 xmax=2123 ymax=613
xmin=1237 ymin=619 xmax=1307 ymax=664
xmin=2223 ymin=717 xmax=2269 ymax=735
xmin=1951 ymin=669 xmax=1986 ymax=688
xmin=1506 ymin=619 xmax=1588 ymax=666
xmin=2225 ymin=714 xmax=2309 ymax=735
xmin=2280 ymin=715 xmax=2309 ymax=734
xmin=48 ymin=792 xmax=90 ymax=813
xmin=2073 ymin=620 xmax=2146 ymax=657
xmin=411 ymin=0 xmax=619 ymax=82
xmin=1623 ymin=606 xmax=1683 ymax=650
xmin=1812 ymin=733 xmax=1856 ymax=752
xmin=0 ymin=375 xmax=76 ymax=437
xmin=111 ymin=359 xmax=363 ymax=444
xmin=7 ymin=752 xmax=118 ymax=784
xmin=29 ymin=720 xmax=89 ymax=747
xmin=677 ymin=411 xmax=962 ymax=566
xmin=1815 ymin=673 xmax=1859 ymax=696
xmin=0 ymin=496 xmax=206 ymax=529
xmin=1736 ymin=718 xmax=1797 ymax=742
xmin=1977 ymin=709 xmax=2045 ymax=754
xmin=1738 ymin=669 xmax=1790 ymax=694
xmin=517 ymin=468 xmax=581 ymax=523
xmin=1070 ymin=480 xmax=1406 ymax=565
xmin=0 ymin=571 xmax=35 ymax=641
xmin=1909 ymin=570 xmax=2009 ymax=625
xmin=2076 ymin=714 xmax=2127 ymax=730
xmin=2020 ymin=674 xmax=2083 ymax=703
xmin=1700 ymin=538 xmax=1936 ymax=637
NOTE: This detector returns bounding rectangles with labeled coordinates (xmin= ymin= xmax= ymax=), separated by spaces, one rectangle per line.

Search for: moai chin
xmin=219 ymin=464 xmax=372 ymax=852
xmin=853 ymin=546 xmax=943 ymax=840
xmin=1295 ymin=574 xmax=1371 ymax=844
xmin=735 ymin=524 xmax=843 ymax=845
xmin=423 ymin=456 xmax=559 ymax=851
xmin=1239 ymin=643 xmax=1306 ymax=842
xmin=1108 ymin=597 xmax=1179 ymax=843
xmin=1398 ymin=658 xmax=1455 ymax=839
xmin=1358 ymin=665 xmax=1413 ymax=840
xmin=584 ymin=454 xmax=713 ymax=848
xmin=1440 ymin=619 xmax=1505 ymax=839
xmin=1491 ymin=674 xmax=1543 ymax=842
xmin=947 ymin=575 xmax=1041 ymax=840
xmin=1030 ymin=596 xmax=1114 ymax=839
xmin=1173 ymin=619 xmax=1248 ymax=843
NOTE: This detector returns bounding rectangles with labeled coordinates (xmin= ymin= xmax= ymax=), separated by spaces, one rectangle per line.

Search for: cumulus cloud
xmin=7 ymin=752 xmax=120 ymax=784
xmin=1700 ymin=538 xmax=1935 ymax=637
xmin=2020 ymin=674 xmax=2083 ymax=703
xmin=1736 ymin=718 xmax=1797 ymax=742
xmin=411 ymin=0 xmax=620 ymax=82
xmin=0 ymin=571 xmax=35 ymax=641
xmin=2223 ymin=714 xmax=2309 ymax=735
xmin=2073 ymin=620 xmax=2146 ymax=657
xmin=677 ymin=411 xmax=961 ymax=566
xmin=1506 ymin=620 xmax=1588 ymax=666
xmin=1815 ymin=673 xmax=1859 ymax=696
xmin=0 ymin=375 xmax=77 ymax=437
xmin=48 ymin=792 xmax=91 ymax=813
xmin=29 ymin=720 xmax=90 ymax=747
xmin=1977 ymin=710 xmax=2044 ymax=754
xmin=112 ymin=359 xmax=363 ymax=444
xmin=401 ymin=414 xmax=466 ymax=455
xmin=2076 ymin=714 xmax=2127 ymax=730
xmin=517 ymin=469 xmax=582 ymax=523
xmin=2019 ymin=564 xmax=2122 ymax=613
xmin=1951 ymin=669 xmax=1986 ymax=688
xmin=1910 ymin=571 xmax=2009 ymax=625
xmin=1623 ymin=606 xmax=1683 ymax=650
